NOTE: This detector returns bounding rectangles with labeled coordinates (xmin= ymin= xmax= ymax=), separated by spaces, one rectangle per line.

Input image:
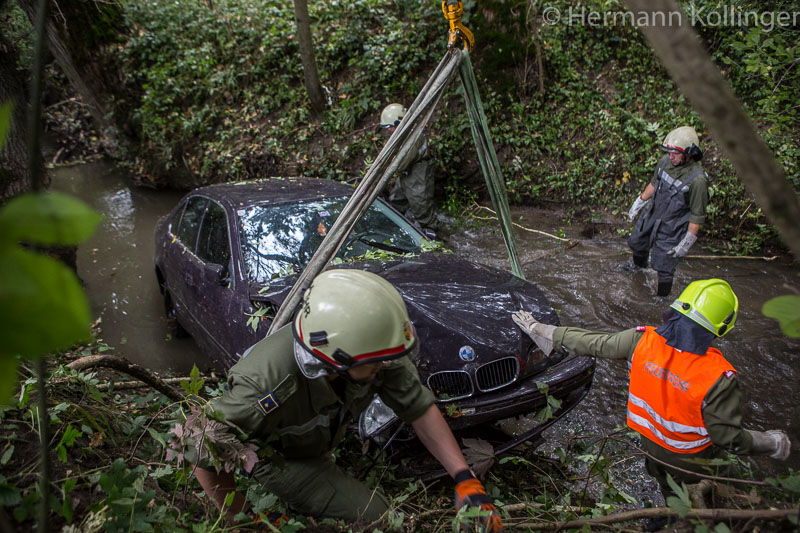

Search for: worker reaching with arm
xmin=512 ymin=278 xmax=791 ymax=502
xmin=190 ymin=269 xmax=502 ymax=532
xmin=626 ymin=126 xmax=709 ymax=296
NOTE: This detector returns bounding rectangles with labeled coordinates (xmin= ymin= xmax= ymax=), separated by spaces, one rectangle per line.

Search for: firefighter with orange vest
xmin=511 ymin=279 xmax=792 ymax=496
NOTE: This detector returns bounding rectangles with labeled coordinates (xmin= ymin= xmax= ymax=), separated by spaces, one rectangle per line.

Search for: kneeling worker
xmin=512 ymin=279 xmax=791 ymax=496
xmin=193 ymin=269 xmax=502 ymax=531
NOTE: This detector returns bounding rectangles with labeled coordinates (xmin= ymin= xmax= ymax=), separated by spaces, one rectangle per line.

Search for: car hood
xmin=248 ymin=253 xmax=558 ymax=359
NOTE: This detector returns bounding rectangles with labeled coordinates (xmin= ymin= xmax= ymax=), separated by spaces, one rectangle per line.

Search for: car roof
xmin=192 ymin=177 xmax=356 ymax=209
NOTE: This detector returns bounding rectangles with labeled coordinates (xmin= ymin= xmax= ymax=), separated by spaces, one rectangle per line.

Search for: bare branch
xmin=67 ymin=354 xmax=185 ymax=401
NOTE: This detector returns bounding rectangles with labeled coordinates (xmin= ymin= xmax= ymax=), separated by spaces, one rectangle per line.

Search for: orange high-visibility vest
xmin=626 ymin=327 xmax=735 ymax=454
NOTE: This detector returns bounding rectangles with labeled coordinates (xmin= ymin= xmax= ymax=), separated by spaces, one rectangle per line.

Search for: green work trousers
xmin=390 ymin=159 xmax=436 ymax=228
xmin=251 ymin=454 xmax=389 ymax=522
xmin=644 ymin=441 xmax=740 ymax=498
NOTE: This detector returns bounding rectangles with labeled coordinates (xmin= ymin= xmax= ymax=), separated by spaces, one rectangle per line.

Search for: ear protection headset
xmin=685 ymin=144 xmax=703 ymax=161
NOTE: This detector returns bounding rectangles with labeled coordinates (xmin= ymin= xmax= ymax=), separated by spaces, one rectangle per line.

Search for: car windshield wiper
xmin=356 ymin=236 xmax=414 ymax=255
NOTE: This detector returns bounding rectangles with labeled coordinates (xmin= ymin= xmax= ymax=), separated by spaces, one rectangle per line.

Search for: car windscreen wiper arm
xmin=357 ymin=237 xmax=414 ymax=255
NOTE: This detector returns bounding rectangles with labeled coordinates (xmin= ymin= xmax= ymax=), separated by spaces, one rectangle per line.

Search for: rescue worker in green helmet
xmin=193 ymin=269 xmax=503 ymax=531
xmin=511 ymin=279 xmax=792 ymax=503
xmin=380 ymin=103 xmax=440 ymax=232
xmin=627 ymin=126 xmax=709 ymax=296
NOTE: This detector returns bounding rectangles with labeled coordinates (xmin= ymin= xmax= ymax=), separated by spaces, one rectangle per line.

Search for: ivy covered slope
xmin=117 ymin=0 xmax=798 ymax=253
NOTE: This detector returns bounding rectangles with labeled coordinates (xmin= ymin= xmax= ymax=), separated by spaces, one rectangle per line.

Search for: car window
xmin=196 ymin=202 xmax=231 ymax=268
xmin=177 ymin=196 xmax=209 ymax=251
xmin=239 ymin=197 xmax=425 ymax=283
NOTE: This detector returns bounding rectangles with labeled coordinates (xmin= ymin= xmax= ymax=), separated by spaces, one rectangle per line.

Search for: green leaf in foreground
xmin=0 ymin=247 xmax=92 ymax=358
xmin=0 ymin=191 xmax=103 ymax=248
xmin=762 ymin=294 xmax=800 ymax=338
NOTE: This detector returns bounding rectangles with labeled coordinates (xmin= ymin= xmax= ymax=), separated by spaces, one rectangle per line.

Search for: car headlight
xmin=358 ymin=394 xmax=399 ymax=440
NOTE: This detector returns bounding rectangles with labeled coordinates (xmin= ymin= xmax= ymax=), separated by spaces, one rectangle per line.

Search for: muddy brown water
xmin=52 ymin=161 xmax=799 ymax=505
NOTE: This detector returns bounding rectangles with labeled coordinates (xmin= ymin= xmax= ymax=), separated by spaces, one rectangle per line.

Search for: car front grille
xmin=427 ymin=371 xmax=473 ymax=401
xmin=476 ymin=357 xmax=519 ymax=392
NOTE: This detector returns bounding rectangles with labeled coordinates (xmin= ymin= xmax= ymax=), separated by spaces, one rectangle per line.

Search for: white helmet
xmin=380 ymin=103 xmax=406 ymax=128
xmin=293 ymin=269 xmax=418 ymax=372
xmin=661 ymin=126 xmax=703 ymax=160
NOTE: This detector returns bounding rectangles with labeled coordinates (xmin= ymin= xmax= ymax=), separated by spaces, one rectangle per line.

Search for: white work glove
xmin=628 ymin=196 xmax=649 ymax=222
xmin=512 ymin=310 xmax=556 ymax=356
xmin=667 ymin=231 xmax=697 ymax=258
xmin=748 ymin=429 xmax=792 ymax=460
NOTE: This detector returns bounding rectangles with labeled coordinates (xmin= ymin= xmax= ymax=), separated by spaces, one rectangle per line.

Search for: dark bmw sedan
xmin=154 ymin=177 xmax=594 ymax=448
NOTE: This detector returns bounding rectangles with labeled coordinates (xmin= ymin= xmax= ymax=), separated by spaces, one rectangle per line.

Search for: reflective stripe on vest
xmin=656 ymin=163 xmax=706 ymax=197
xmin=275 ymin=412 xmax=334 ymax=437
xmin=627 ymin=393 xmax=710 ymax=450
xmin=626 ymin=327 xmax=735 ymax=454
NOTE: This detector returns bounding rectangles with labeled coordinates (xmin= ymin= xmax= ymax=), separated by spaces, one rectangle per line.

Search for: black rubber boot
xmin=632 ymin=252 xmax=649 ymax=269
xmin=644 ymin=516 xmax=672 ymax=531
xmin=657 ymin=281 xmax=673 ymax=297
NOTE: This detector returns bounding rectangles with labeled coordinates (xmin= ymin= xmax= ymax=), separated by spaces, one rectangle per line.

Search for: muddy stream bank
xmin=51 ymin=160 xmax=800 ymax=506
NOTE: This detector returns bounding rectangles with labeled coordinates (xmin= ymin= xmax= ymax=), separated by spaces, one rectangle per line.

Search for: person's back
xmin=512 ymin=279 xmax=792 ymax=496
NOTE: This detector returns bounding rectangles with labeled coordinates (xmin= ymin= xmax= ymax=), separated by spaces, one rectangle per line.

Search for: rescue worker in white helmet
xmin=627 ymin=126 xmax=709 ymax=296
xmin=512 ymin=279 xmax=791 ymax=512
xmin=192 ymin=269 xmax=503 ymax=531
xmin=380 ymin=103 xmax=440 ymax=231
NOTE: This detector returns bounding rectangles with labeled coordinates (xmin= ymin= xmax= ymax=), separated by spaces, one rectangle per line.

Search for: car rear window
xmin=238 ymin=197 xmax=425 ymax=283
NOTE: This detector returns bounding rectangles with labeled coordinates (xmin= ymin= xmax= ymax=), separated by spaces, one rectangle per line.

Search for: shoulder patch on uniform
xmin=257 ymin=392 xmax=280 ymax=416
xmin=256 ymin=375 xmax=298 ymax=417
xmin=723 ymin=370 xmax=735 ymax=378
xmin=636 ymin=326 xmax=646 ymax=332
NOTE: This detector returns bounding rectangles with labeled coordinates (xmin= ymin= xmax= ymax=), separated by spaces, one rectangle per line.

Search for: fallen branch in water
xmin=466 ymin=203 xmax=574 ymax=243
xmin=513 ymin=506 xmax=799 ymax=530
xmin=685 ymin=254 xmax=779 ymax=261
xmin=67 ymin=355 xmax=185 ymax=401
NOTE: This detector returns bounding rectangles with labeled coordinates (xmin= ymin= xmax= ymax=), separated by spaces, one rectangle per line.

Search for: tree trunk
xmin=17 ymin=0 xmax=122 ymax=138
xmin=293 ymin=0 xmax=326 ymax=115
xmin=624 ymin=0 xmax=800 ymax=260
xmin=0 ymin=27 xmax=36 ymax=203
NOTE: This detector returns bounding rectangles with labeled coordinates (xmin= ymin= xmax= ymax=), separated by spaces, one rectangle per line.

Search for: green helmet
xmin=670 ymin=279 xmax=738 ymax=337
xmin=661 ymin=126 xmax=700 ymax=153
xmin=293 ymin=269 xmax=417 ymax=371
xmin=380 ymin=103 xmax=406 ymax=128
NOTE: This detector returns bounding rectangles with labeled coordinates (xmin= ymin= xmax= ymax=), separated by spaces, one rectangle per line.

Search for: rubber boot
xmin=657 ymin=280 xmax=672 ymax=297
xmin=632 ymin=252 xmax=649 ymax=269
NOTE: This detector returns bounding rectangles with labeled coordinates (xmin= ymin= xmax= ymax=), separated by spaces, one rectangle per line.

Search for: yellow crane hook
xmin=442 ymin=0 xmax=474 ymax=52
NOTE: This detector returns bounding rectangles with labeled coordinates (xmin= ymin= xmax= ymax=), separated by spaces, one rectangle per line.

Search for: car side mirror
xmin=203 ymin=263 xmax=227 ymax=286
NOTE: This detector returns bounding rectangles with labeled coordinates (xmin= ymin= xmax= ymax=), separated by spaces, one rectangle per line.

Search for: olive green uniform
xmin=389 ymin=132 xmax=437 ymax=229
xmin=552 ymin=326 xmax=753 ymax=493
xmin=211 ymin=326 xmax=435 ymax=521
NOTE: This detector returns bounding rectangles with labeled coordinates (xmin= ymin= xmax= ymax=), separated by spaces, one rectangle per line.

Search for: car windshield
xmin=238 ymin=197 xmax=425 ymax=283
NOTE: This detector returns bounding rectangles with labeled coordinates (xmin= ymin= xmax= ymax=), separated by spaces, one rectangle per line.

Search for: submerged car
xmin=154 ymin=177 xmax=594 ymax=453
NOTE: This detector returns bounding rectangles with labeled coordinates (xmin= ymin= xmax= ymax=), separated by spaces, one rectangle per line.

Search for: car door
xmin=188 ymin=200 xmax=248 ymax=364
xmin=161 ymin=195 xmax=208 ymax=333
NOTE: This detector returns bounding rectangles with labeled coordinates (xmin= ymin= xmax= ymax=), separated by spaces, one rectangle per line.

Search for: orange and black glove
xmin=253 ymin=510 xmax=289 ymax=530
xmin=453 ymin=469 xmax=503 ymax=532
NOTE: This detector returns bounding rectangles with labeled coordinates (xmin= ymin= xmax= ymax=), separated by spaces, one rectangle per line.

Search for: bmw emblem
xmin=459 ymin=345 xmax=475 ymax=362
